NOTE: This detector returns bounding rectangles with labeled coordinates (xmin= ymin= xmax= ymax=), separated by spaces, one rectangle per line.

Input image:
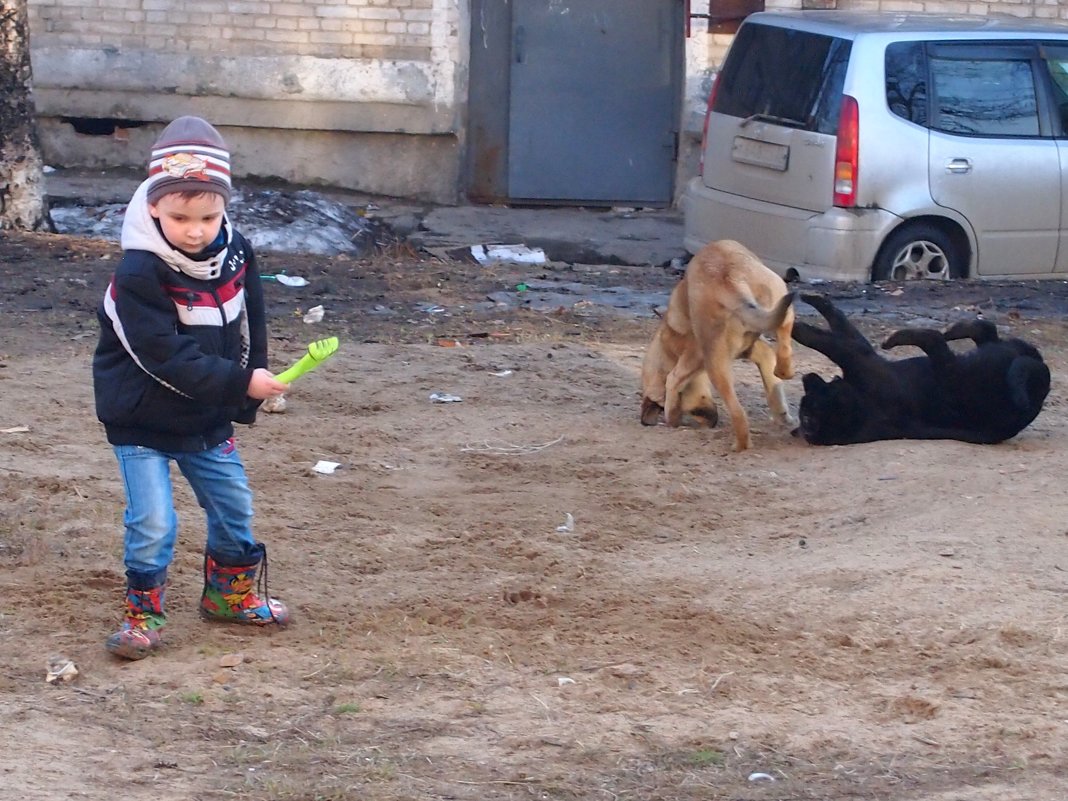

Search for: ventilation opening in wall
xmin=62 ymin=118 xmax=150 ymax=141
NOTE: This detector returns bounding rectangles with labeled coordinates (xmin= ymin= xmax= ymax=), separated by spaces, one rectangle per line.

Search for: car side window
xmin=886 ymin=42 xmax=928 ymax=126
xmin=927 ymin=44 xmax=1040 ymax=137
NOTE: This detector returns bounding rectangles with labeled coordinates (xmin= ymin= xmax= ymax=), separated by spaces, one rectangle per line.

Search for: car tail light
xmin=697 ymin=72 xmax=722 ymax=177
xmin=833 ymin=94 xmax=859 ymax=207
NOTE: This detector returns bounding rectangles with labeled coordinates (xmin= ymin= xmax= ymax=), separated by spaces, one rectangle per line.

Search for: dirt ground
xmin=2 ymin=230 xmax=1067 ymax=801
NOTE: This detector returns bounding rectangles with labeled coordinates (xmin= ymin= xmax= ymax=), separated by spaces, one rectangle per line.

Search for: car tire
xmin=872 ymin=223 xmax=964 ymax=281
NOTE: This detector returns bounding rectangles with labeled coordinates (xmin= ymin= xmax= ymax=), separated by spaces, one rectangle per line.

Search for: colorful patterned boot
xmin=199 ymin=551 xmax=290 ymax=626
xmin=105 ymin=585 xmax=166 ymax=660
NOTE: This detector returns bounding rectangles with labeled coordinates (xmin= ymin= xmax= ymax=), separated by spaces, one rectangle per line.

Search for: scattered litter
xmin=486 ymin=279 xmax=667 ymax=317
xmin=747 ymin=772 xmax=775 ymax=782
xmin=1 ymin=426 xmax=30 ymax=434
xmin=302 ymin=305 xmax=325 ymax=324
xmin=556 ymin=513 xmax=575 ymax=533
xmin=419 ymin=304 xmax=447 ymax=314
xmin=276 ymin=274 xmax=309 ymax=287
xmin=490 ymin=369 xmax=513 ymax=377
xmin=45 ymin=655 xmax=78 ymax=684
xmin=435 ymin=339 xmax=463 ymax=348
xmin=471 ymin=244 xmax=547 ymax=265
xmin=460 ymin=435 xmax=564 ymax=455
xmin=261 ymin=395 xmax=287 ymax=414
xmin=557 ymin=676 xmax=576 ymax=686
xmin=313 ymin=460 xmax=342 ymax=474
xmin=262 ymin=273 xmax=309 ymax=287
xmin=430 ymin=392 xmax=463 ymax=403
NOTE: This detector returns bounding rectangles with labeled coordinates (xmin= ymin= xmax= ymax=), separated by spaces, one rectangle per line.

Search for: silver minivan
xmin=682 ymin=11 xmax=1068 ymax=282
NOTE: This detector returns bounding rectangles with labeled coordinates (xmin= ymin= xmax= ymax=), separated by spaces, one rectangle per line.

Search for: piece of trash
xmin=515 ymin=283 xmax=529 ymax=292
xmin=313 ymin=460 xmax=342 ymax=474
xmin=275 ymin=274 xmax=309 ymax=287
xmin=261 ymin=395 xmax=287 ymax=414
xmin=219 ymin=653 xmax=244 ymax=668
xmin=45 ymin=655 xmax=78 ymax=684
xmin=556 ymin=512 xmax=575 ymax=533
xmin=557 ymin=676 xmax=576 ymax=686
xmin=435 ymin=339 xmax=462 ymax=348
xmin=747 ymin=772 xmax=775 ymax=782
xmin=429 ymin=392 xmax=463 ymax=403
xmin=1 ymin=425 xmax=30 ymax=434
xmin=302 ymin=305 xmax=325 ymax=324
xmin=490 ymin=369 xmax=513 ymax=377
xmin=262 ymin=273 xmax=308 ymax=286
xmin=470 ymin=244 xmax=547 ymax=265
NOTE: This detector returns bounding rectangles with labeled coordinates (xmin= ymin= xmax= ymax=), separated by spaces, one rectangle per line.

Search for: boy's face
xmin=149 ymin=191 xmax=226 ymax=254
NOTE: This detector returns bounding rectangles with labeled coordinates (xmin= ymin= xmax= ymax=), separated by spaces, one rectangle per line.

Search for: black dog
xmin=791 ymin=293 xmax=1050 ymax=445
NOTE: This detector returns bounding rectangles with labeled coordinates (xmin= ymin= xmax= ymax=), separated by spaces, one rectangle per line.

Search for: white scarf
xmin=120 ymin=179 xmax=232 ymax=281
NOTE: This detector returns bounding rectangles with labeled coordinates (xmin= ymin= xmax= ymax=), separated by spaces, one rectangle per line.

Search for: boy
xmin=93 ymin=116 xmax=290 ymax=660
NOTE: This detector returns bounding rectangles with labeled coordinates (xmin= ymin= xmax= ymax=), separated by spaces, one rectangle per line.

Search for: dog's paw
xmin=780 ymin=411 xmax=799 ymax=429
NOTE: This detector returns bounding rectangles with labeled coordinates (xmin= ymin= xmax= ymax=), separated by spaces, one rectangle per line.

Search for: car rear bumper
xmin=682 ymin=178 xmax=902 ymax=283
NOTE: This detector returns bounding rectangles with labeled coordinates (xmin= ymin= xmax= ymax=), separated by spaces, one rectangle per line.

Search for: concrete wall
xmin=27 ymin=0 xmax=467 ymax=203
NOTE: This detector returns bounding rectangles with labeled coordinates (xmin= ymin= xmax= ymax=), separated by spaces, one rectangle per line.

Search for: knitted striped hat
xmin=146 ymin=116 xmax=232 ymax=205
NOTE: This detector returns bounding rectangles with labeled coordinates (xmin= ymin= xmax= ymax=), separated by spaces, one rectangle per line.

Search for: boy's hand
xmin=248 ymin=368 xmax=289 ymax=400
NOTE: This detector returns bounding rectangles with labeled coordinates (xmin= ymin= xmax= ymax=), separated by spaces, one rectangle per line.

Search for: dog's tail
xmin=732 ymin=289 xmax=796 ymax=333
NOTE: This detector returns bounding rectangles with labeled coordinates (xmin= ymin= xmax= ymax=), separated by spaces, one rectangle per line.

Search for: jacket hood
xmin=121 ymin=179 xmax=233 ymax=281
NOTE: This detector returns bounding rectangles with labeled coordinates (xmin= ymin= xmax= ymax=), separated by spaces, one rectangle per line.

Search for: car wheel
xmin=872 ymin=224 xmax=963 ymax=281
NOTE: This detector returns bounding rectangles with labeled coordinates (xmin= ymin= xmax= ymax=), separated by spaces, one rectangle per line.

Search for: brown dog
xmin=640 ymin=239 xmax=797 ymax=451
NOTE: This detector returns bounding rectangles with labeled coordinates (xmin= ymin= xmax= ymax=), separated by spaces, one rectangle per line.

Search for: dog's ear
xmin=802 ymin=372 xmax=828 ymax=392
xmin=799 ymin=293 xmax=824 ymax=308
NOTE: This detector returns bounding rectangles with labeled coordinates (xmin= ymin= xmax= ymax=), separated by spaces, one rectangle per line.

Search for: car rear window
xmin=713 ymin=22 xmax=851 ymax=135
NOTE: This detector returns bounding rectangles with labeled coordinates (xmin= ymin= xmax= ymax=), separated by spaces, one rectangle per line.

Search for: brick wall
xmin=26 ymin=0 xmax=462 ymax=114
xmin=27 ymin=0 xmax=443 ymax=62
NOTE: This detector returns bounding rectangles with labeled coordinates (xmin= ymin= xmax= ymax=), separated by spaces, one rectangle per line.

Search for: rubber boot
xmin=199 ymin=550 xmax=289 ymax=626
xmin=105 ymin=585 xmax=166 ymax=660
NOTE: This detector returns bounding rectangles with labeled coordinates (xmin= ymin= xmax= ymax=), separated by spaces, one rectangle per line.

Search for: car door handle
xmin=945 ymin=158 xmax=972 ymax=174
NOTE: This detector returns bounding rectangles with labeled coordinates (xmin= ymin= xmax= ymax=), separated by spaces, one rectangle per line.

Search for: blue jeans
xmin=113 ymin=439 xmax=261 ymax=589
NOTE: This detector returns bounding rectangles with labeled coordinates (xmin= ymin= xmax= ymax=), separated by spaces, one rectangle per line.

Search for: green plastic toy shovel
xmin=276 ymin=337 xmax=339 ymax=384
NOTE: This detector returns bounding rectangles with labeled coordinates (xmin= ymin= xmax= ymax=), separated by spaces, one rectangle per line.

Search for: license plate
xmin=731 ymin=137 xmax=789 ymax=171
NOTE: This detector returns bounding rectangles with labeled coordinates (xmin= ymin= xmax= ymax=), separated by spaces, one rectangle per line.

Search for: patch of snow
xmin=50 ymin=188 xmax=383 ymax=257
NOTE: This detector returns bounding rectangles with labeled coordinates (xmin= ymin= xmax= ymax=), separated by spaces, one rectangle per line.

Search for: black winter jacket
xmin=93 ymin=224 xmax=269 ymax=452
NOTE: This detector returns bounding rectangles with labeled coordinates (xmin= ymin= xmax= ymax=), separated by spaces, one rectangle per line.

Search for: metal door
xmin=507 ymin=0 xmax=681 ymax=205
